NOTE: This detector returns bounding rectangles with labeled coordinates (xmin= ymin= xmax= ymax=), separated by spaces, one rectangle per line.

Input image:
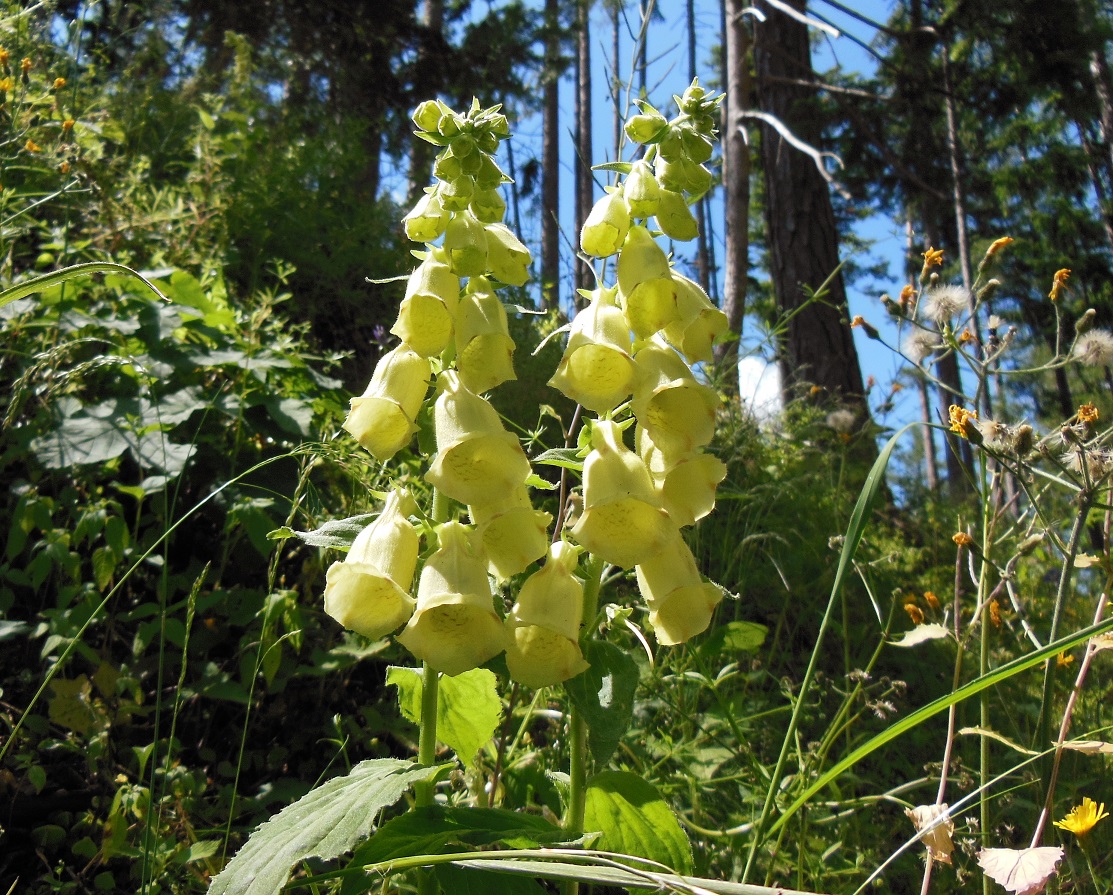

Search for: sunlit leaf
xmin=891 ymin=623 xmax=950 ymax=647
xmin=582 ymin=771 xmax=692 ymax=874
xmin=565 ymin=641 xmax=639 ymax=765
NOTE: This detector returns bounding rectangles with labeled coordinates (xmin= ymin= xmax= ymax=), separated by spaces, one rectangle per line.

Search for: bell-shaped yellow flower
xmin=397 ymin=521 xmax=507 ymax=676
xmin=635 ymin=533 xmax=723 ymax=645
xmin=391 ymin=250 xmax=460 ymax=358
xmin=437 ymin=173 xmax=475 ymax=211
xmin=343 ymin=345 xmax=431 ymax=460
xmin=470 ymin=485 xmax=552 ymax=579
xmin=403 ymin=189 xmax=449 ymax=243
xmin=570 ymin=420 xmax=677 ymax=569
xmin=580 ymin=188 xmax=630 ymax=258
xmin=549 ymin=286 xmax=639 ymax=413
xmin=630 ymin=340 xmax=719 ymax=460
xmin=470 ymin=187 xmax=506 ymax=224
xmin=485 ymin=222 xmax=531 ymax=286
xmin=455 ymin=277 xmax=516 ymax=394
xmin=624 ymin=159 xmax=661 ymax=219
xmin=663 ymin=274 xmax=729 ymax=364
xmin=426 ymin=371 xmax=532 ymax=505
xmin=654 ymin=189 xmax=698 ymax=242
xmin=617 ymin=225 xmax=680 ymax=338
xmin=639 ymin=427 xmax=727 ymax=527
xmin=323 ymin=489 xmax=419 ymax=639
xmin=444 ymin=209 xmax=489 ymax=277
xmin=505 ymin=541 xmax=590 ymax=688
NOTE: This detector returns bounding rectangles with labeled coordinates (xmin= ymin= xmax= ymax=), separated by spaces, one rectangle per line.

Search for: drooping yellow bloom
xmin=570 ymin=420 xmax=677 ymax=569
xmin=391 ymin=250 xmax=460 ymax=358
xmin=635 ymin=532 xmax=723 ymax=645
xmin=403 ymin=189 xmax=449 ymax=243
xmin=455 ymin=277 xmax=516 ymax=394
xmin=638 ymin=427 xmax=726 ymax=527
xmin=426 ymin=371 xmax=531 ymax=506
xmin=470 ymin=187 xmax=507 ymax=224
xmin=580 ymin=188 xmax=631 ymax=258
xmin=505 ymin=541 xmax=590 ymax=688
xmin=1054 ymin=797 xmax=1109 ymax=837
xmin=470 ymin=485 xmax=552 ymax=580
xmin=616 ymin=225 xmax=680 ymax=339
xmin=343 ymin=345 xmax=431 ymax=460
xmin=484 ymin=222 xmax=531 ymax=286
xmin=630 ymin=339 xmax=719 ymax=461
xmin=654 ymin=188 xmax=698 ymax=242
xmin=663 ymin=274 xmax=729 ymax=364
xmin=624 ymin=159 xmax=661 ymax=219
xmin=443 ymin=209 xmax=489 ymax=278
xmin=1050 ymin=268 xmax=1071 ymax=302
xmin=548 ymin=286 xmax=639 ymax=413
xmin=323 ymin=489 xmax=419 ymax=640
xmin=397 ymin=521 xmax=507 ymax=676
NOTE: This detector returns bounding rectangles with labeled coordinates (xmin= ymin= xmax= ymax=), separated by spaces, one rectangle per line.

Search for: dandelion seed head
xmin=825 ymin=409 xmax=857 ymax=435
xmin=1072 ymin=329 xmax=1113 ymax=367
xmin=922 ymin=284 xmax=969 ymax=322
xmin=904 ymin=330 xmax=940 ymax=363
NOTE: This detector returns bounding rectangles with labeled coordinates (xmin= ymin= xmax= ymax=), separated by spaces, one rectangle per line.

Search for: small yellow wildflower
xmin=952 ymin=532 xmax=974 ymax=547
xmin=899 ymin=284 xmax=916 ymax=305
xmin=892 ymin=382 xmax=905 ymax=393
xmin=1056 ymin=651 xmax=1075 ymax=668
xmin=949 ymin=404 xmax=978 ymax=438
xmin=922 ymin=246 xmax=945 ymax=268
xmin=1077 ymin=403 xmax=1099 ymax=425
xmin=62 ymin=118 xmax=74 ymax=131
xmin=1054 ymin=797 xmax=1109 ymax=837
xmin=986 ymin=236 xmax=1014 ymax=256
xmin=0 ymin=48 xmax=9 ymax=66
xmin=904 ymin=602 xmax=925 ymax=625
xmin=0 ymin=76 xmax=12 ymax=93
xmin=1049 ymin=268 xmax=1071 ymax=302
xmin=52 ymin=77 xmax=65 ymax=90
xmin=959 ymin=329 xmax=974 ymax=344
xmin=851 ymin=315 xmax=866 ymax=328
xmin=989 ymin=600 xmax=1001 ymax=627
xmin=809 ymin=385 xmax=824 ymax=396
xmin=923 ymin=590 xmax=940 ymax=611
xmin=24 ymin=139 xmax=40 ymax=153
xmin=20 ymin=57 xmax=31 ymax=74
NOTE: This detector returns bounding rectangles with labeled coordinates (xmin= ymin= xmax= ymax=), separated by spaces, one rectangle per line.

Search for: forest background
xmin=3 ymin=0 xmax=1113 ymax=893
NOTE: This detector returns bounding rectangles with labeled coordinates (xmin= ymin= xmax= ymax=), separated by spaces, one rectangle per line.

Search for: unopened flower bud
xmin=444 ymin=209 xmax=489 ymax=277
xmin=681 ymin=128 xmax=714 ymax=164
xmin=976 ymin=278 xmax=1000 ymax=304
xmin=581 ymin=189 xmax=631 ymax=258
xmin=397 ymin=521 xmax=507 ymax=676
xmin=324 ymin=489 xmax=419 ymax=639
xmin=438 ymin=111 xmax=463 ymax=138
xmin=434 ymin=153 xmax=463 ymax=182
xmin=624 ymin=159 xmax=661 ymax=218
xmin=475 ymin=154 xmax=508 ymax=191
xmin=625 ymin=110 xmax=668 ymax=145
xmin=413 ymin=100 xmax=448 ymax=133
xmin=1076 ymin=308 xmax=1098 ymax=335
xmin=654 ymin=188 xmax=699 ymax=242
xmin=658 ymin=127 xmax=685 ymax=162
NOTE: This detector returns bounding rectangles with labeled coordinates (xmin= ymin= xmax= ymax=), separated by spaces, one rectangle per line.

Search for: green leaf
xmin=699 ymin=621 xmax=768 ymax=657
xmin=565 ymin=641 xmax=638 ymax=765
xmin=583 ymin=771 xmax=692 ymax=874
xmin=208 ymin=758 xmax=446 ymax=895
xmin=0 ymin=261 xmax=171 ymax=310
xmin=387 ymin=666 xmax=502 ymax=766
xmin=532 ymin=447 xmax=584 ymax=472
xmin=352 ymin=806 xmax=566 ymax=865
xmin=276 ymin=513 xmax=377 ymax=549
xmin=592 ymin=161 xmax=634 ymax=174
xmin=433 ymin=864 xmax=547 ymax=895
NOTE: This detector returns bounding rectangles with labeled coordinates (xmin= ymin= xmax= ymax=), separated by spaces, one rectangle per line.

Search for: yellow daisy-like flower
xmin=1049 ymin=268 xmax=1071 ymax=302
xmin=1077 ymin=403 xmax=1100 ymax=425
xmin=948 ymin=404 xmax=978 ymax=438
xmin=1054 ymin=797 xmax=1109 ymax=837
xmin=921 ymin=246 xmax=944 ymax=276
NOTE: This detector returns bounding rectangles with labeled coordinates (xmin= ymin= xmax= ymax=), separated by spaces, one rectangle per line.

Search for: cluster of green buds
xmin=325 ymin=83 xmax=728 ymax=688
xmin=553 ymin=79 xmax=728 ymax=646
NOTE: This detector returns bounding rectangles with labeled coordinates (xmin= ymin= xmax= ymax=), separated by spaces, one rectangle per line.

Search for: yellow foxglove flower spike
xmin=630 ymin=339 xmax=719 ymax=461
xmin=443 ymin=208 xmax=489 ymax=277
xmin=663 ymin=274 xmax=729 ymax=364
xmin=397 ymin=521 xmax=508 ymax=676
xmin=505 ymin=541 xmax=590 ymax=688
xmin=426 ymin=371 xmax=532 ymax=505
xmin=580 ymin=188 xmax=631 ymax=258
xmin=635 ymin=532 xmax=723 ymax=645
xmin=654 ymin=188 xmax=699 ymax=242
xmin=624 ymin=158 xmax=661 ymax=219
xmin=403 ymin=189 xmax=450 ymax=243
xmin=323 ymin=489 xmax=419 ymax=639
xmin=469 ymin=485 xmax=552 ymax=580
xmin=617 ymin=225 xmax=680 ymax=338
xmin=548 ymin=286 xmax=639 ymax=414
xmin=455 ymin=277 xmax=516 ymax=394
xmin=437 ymin=173 xmax=475 ymax=212
xmin=343 ymin=345 xmax=431 ymax=461
xmin=391 ymin=250 xmax=461 ymax=358
xmin=484 ymin=222 xmax=532 ymax=286
xmin=570 ymin=419 xmax=677 ymax=569
xmin=470 ymin=187 xmax=507 ymax=224
xmin=638 ymin=427 xmax=727 ymax=527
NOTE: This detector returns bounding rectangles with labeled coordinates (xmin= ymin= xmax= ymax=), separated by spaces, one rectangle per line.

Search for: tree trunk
xmin=753 ymin=0 xmax=867 ymax=406
xmin=541 ymin=0 xmax=562 ymax=310
xmin=715 ymin=0 xmax=750 ymax=385
xmin=689 ymin=0 xmax=711 ymax=292
xmin=407 ymin=0 xmax=445 ymax=205
xmin=573 ymin=0 xmax=593 ymax=297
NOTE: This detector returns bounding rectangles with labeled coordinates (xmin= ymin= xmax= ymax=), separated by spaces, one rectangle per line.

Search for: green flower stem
xmin=414 ymin=660 xmax=441 ymax=808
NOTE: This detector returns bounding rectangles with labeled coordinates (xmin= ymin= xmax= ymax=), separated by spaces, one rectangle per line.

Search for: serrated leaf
xmin=351 ymin=806 xmax=566 ymax=866
xmin=208 ymin=759 xmax=446 ymax=895
xmin=386 ymin=666 xmax=502 ymax=766
xmin=891 ymin=623 xmax=951 ymax=647
xmin=532 ymin=447 xmax=584 ymax=471
xmin=281 ymin=514 xmax=378 ymax=549
xmin=583 ymin=771 xmax=692 ymax=874
xmin=433 ymin=864 xmax=547 ymax=895
xmin=699 ymin=621 xmax=767 ymax=656
xmin=524 ymin=473 xmax=558 ymax=491
xmin=565 ymin=641 xmax=638 ymax=765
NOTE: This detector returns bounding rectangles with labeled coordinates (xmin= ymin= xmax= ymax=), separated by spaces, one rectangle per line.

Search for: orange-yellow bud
xmin=617 ymin=225 xmax=679 ymax=338
xmin=343 ymin=345 xmax=431 ymax=460
xmin=570 ymin=420 xmax=677 ymax=569
xmin=323 ymin=489 xmax=419 ymax=639
xmin=397 ymin=521 xmax=507 ymax=676
xmin=635 ymin=533 xmax=723 ymax=645
xmin=505 ymin=541 xmax=590 ymax=688
xmin=549 ymin=286 xmax=639 ymax=413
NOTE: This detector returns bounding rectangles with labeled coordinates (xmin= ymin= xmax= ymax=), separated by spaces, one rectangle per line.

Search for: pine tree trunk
xmin=407 ymin=0 xmax=444 ymax=205
xmin=574 ymin=0 xmax=593 ymax=297
xmin=541 ymin=0 xmax=561 ymax=310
